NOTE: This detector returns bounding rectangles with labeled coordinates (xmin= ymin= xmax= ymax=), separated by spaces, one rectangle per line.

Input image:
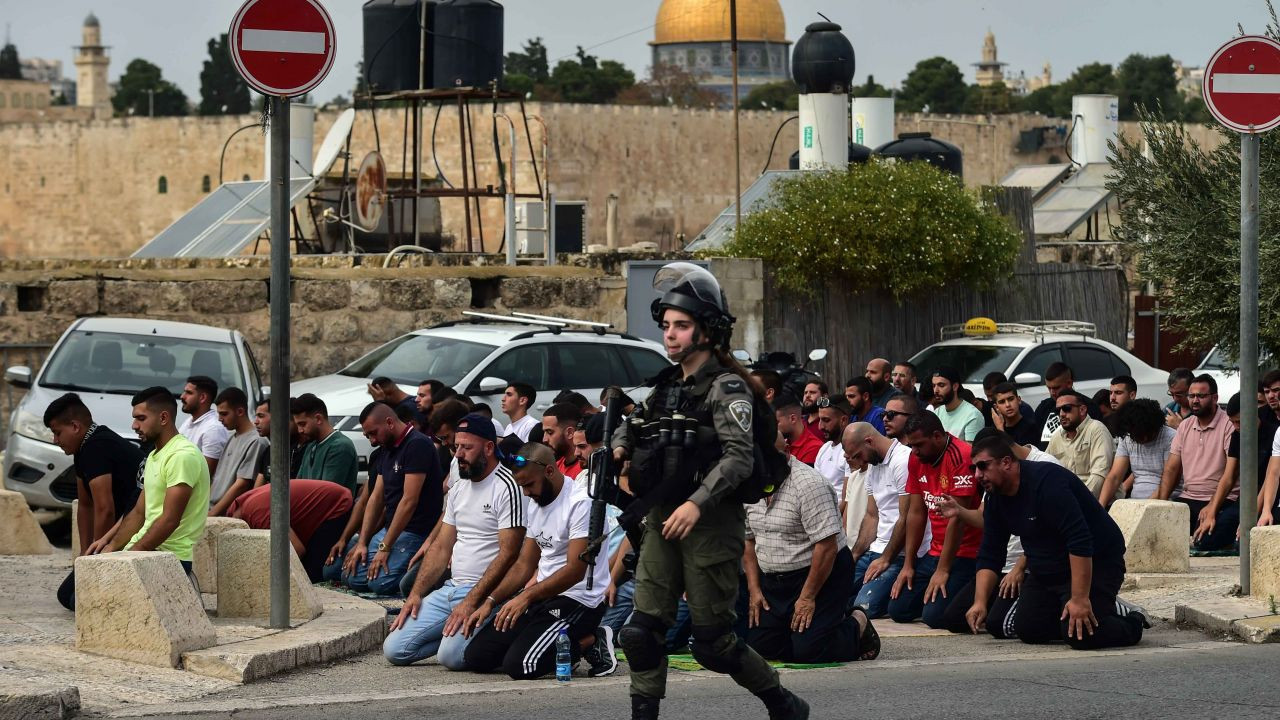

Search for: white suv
xmin=291 ymin=312 xmax=671 ymax=476
xmin=908 ymin=320 xmax=1168 ymax=411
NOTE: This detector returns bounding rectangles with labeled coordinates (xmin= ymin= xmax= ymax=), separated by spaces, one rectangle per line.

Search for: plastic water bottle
xmin=556 ymin=628 xmax=572 ymax=682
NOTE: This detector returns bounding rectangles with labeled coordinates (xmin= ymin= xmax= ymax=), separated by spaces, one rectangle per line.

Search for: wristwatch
xmin=377 ymin=541 xmax=389 ymax=552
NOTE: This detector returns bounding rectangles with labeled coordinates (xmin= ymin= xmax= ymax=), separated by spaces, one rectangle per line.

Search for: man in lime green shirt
xmin=292 ymin=393 xmax=359 ymax=496
xmin=104 ymin=386 xmax=210 ymax=563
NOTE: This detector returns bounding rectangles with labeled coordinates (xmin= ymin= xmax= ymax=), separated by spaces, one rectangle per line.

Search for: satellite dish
xmin=312 ymin=107 xmax=356 ymax=177
xmin=354 ymin=151 xmax=387 ymax=232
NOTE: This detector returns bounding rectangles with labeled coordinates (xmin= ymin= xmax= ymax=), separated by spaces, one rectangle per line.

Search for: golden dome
xmin=653 ymin=0 xmax=788 ymax=45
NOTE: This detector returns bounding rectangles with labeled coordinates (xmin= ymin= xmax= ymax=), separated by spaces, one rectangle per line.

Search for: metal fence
xmin=0 ymin=345 xmax=53 ymax=450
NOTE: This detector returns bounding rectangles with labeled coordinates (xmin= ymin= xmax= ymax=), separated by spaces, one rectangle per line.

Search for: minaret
xmin=74 ymin=12 xmax=111 ymax=115
xmin=973 ymin=29 xmax=1006 ymax=87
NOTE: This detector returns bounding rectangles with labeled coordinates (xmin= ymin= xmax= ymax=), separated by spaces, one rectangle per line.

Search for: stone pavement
xmin=0 ymin=550 xmax=1257 ymax=718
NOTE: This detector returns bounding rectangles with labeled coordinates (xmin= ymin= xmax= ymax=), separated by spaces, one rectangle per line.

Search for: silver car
xmin=291 ymin=317 xmax=671 ymax=476
xmin=3 ymin=317 xmax=264 ymax=511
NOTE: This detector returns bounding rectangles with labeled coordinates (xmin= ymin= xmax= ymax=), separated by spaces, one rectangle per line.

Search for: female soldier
xmin=614 ymin=263 xmax=808 ymax=720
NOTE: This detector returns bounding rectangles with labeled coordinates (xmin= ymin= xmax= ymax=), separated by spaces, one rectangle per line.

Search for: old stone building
xmin=73 ymin=12 xmax=111 ymax=116
xmin=974 ymin=29 xmax=1007 ymax=87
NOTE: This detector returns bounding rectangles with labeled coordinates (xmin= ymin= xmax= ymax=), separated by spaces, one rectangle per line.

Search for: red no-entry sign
xmin=1204 ymin=35 xmax=1280 ymax=133
xmin=229 ymin=0 xmax=336 ymax=97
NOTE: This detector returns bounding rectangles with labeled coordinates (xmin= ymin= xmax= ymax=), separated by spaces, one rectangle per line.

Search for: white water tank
xmin=798 ymin=94 xmax=850 ymax=169
xmin=1070 ymin=94 xmax=1118 ymax=165
xmin=851 ymin=97 xmax=894 ymax=150
xmin=263 ymin=103 xmax=316 ymax=179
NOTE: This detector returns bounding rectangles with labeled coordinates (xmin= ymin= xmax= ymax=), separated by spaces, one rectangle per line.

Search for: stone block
xmin=0 ymin=679 xmax=80 ymax=720
xmin=75 ymin=551 xmax=216 ymax=668
xmin=320 ymin=313 xmax=360 ymax=344
xmin=499 ymin=277 xmax=561 ymax=309
xmin=47 ymin=280 xmax=98 ymax=316
xmin=295 ymin=279 xmax=350 ymax=311
xmin=348 ymin=279 xmax=384 ymax=311
xmin=191 ymin=516 xmax=248 ymax=593
xmin=155 ymin=281 xmax=192 ymax=312
xmin=0 ymin=490 xmax=53 ymax=555
xmin=188 ymin=280 xmax=267 ymax=314
xmin=433 ymin=278 xmax=471 ymax=308
xmin=1109 ymin=499 xmax=1189 ymax=574
xmin=360 ymin=311 xmax=413 ymax=343
xmin=380 ymin=278 xmax=433 ymax=310
xmin=561 ymin=277 xmax=599 ymax=308
xmin=1249 ymin=526 xmax=1280 ymax=601
xmin=100 ymin=280 xmax=149 ymax=314
xmin=216 ymin=529 xmax=323 ymax=621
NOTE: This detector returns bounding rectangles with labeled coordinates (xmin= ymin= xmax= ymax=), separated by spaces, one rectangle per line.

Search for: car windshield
xmin=909 ymin=344 xmax=1023 ymax=384
xmin=40 ymin=330 xmax=241 ymax=396
xmin=1197 ymin=345 xmax=1274 ymax=372
xmin=337 ymin=334 xmax=495 ymax=386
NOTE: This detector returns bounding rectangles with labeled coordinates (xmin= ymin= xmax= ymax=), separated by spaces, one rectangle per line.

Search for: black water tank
xmin=874 ymin=132 xmax=964 ymax=177
xmin=432 ymin=0 xmax=504 ymax=89
xmin=363 ymin=0 xmax=433 ymax=93
xmin=791 ymin=21 xmax=855 ymax=93
xmin=788 ymin=142 xmax=872 ymax=169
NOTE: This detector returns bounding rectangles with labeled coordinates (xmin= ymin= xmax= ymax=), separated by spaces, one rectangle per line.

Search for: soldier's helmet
xmin=650 ymin=262 xmax=736 ymax=349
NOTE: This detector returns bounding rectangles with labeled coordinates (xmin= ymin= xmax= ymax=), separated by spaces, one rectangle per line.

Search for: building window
xmin=158 ymin=176 xmax=168 ymax=194
xmin=201 ymin=175 xmax=211 ymax=192
xmin=242 ymin=174 xmax=250 ymax=182
xmin=23 ymin=93 xmax=32 ymax=108
xmin=0 ymin=94 xmax=5 ymax=108
xmin=10 ymin=93 xmax=18 ymax=108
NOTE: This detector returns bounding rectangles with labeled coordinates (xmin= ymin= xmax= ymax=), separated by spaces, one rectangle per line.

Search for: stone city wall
xmin=0 ymin=254 xmax=764 ymax=380
xmin=2 ymin=104 xmax=1218 ymax=260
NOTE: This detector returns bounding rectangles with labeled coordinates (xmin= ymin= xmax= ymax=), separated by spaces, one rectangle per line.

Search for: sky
xmin=3 ymin=0 xmax=1277 ymax=102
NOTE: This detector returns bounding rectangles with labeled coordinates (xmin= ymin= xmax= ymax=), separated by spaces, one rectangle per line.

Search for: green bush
xmin=721 ymin=161 xmax=1023 ymax=298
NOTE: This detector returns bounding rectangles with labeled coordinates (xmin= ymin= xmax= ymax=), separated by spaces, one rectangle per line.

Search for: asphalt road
xmin=120 ymin=640 xmax=1280 ymax=719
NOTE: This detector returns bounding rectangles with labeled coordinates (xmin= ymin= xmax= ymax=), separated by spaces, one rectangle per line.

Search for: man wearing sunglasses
xmin=1046 ymin=391 xmax=1115 ymax=502
xmin=965 ymin=436 xmax=1145 ymax=650
xmin=384 ymin=413 xmax=526 ymax=669
xmin=463 ymin=442 xmax=614 ymax=679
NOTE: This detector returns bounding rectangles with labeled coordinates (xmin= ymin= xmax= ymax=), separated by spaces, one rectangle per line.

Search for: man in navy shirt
xmin=965 ymin=436 xmax=1146 ymax=650
xmin=342 ymin=402 xmax=443 ymax=595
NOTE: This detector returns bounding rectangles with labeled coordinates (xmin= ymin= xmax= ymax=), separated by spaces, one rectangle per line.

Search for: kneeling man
xmin=742 ymin=440 xmax=878 ymax=663
xmin=464 ymin=443 xmax=611 ymax=679
xmin=966 ymin=436 xmax=1147 ymax=649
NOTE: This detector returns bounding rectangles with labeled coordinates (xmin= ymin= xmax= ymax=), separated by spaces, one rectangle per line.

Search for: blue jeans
xmin=852 ymin=550 xmax=904 ymax=619
xmin=600 ymin=579 xmax=635 ymax=634
xmin=339 ymin=528 xmax=424 ymax=596
xmin=886 ymin=554 xmax=978 ymax=628
xmin=383 ymin=580 xmax=486 ymax=667
xmin=321 ymin=534 xmax=356 ymax=584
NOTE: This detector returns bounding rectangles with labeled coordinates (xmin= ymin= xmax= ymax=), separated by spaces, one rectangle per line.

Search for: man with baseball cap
xmin=384 ymin=413 xmax=528 ymax=669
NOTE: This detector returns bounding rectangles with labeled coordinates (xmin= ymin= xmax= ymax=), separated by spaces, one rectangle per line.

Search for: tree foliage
xmin=723 ymin=161 xmax=1022 ymax=298
xmin=0 ymin=43 xmax=20 ymax=80
xmin=113 ymin=58 xmax=189 ymax=116
xmin=1108 ymin=107 xmax=1280 ymax=360
xmin=547 ymin=48 xmax=634 ymax=103
xmin=198 ymin=34 xmax=250 ymax=115
xmin=739 ymin=80 xmax=798 ymax=110
xmin=1115 ymin=53 xmax=1182 ymax=120
xmin=617 ymin=63 xmax=720 ymax=108
xmin=851 ymin=75 xmax=892 ymax=98
xmin=504 ymin=38 xmax=549 ymax=84
xmin=898 ymin=57 xmax=968 ymax=113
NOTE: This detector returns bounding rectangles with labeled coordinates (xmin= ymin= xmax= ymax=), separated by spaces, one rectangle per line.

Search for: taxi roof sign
xmin=963 ymin=317 xmax=999 ymax=336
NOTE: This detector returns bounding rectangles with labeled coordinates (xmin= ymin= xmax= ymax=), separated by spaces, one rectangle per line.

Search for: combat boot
xmin=631 ymin=695 xmax=660 ymax=719
xmin=763 ymin=688 xmax=809 ymax=720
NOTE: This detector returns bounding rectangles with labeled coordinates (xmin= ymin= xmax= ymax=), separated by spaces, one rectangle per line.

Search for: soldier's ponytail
xmin=714 ymin=347 xmax=765 ymax=399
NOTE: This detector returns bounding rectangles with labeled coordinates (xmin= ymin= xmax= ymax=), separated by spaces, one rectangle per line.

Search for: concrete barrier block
xmin=216 ymin=529 xmax=323 ymax=621
xmin=192 ymin=517 xmax=249 ymax=593
xmin=1109 ymin=499 xmax=1189 ymax=574
xmin=0 ymin=490 xmax=53 ymax=555
xmin=1249 ymin=526 xmax=1280 ymax=601
xmin=0 ymin=678 xmax=80 ymax=720
xmin=74 ymin=551 xmax=216 ymax=668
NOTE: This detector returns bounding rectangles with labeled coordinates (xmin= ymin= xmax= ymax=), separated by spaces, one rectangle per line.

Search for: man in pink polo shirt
xmin=1155 ymin=374 xmax=1236 ymax=549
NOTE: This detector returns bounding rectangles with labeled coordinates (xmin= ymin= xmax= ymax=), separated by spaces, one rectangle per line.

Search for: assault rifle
xmin=580 ymin=388 xmax=632 ymax=589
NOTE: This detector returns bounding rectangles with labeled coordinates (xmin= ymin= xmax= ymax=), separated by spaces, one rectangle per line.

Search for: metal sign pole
xmin=269 ymin=95 xmax=293 ymax=629
xmin=1240 ymin=130 xmax=1261 ymax=594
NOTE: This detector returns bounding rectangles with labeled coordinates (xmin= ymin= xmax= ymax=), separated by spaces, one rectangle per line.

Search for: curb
xmin=0 ymin=679 xmax=80 ymax=720
xmin=1174 ymin=597 xmax=1280 ymax=643
xmin=181 ymin=588 xmax=386 ymax=683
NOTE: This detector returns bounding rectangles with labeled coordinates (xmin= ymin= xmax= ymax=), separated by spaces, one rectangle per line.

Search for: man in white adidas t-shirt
xmin=463 ymin=443 xmax=612 ymax=680
xmin=843 ymin=422 xmax=927 ymax=618
xmin=384 ymin=414 xmax=527 ymax=669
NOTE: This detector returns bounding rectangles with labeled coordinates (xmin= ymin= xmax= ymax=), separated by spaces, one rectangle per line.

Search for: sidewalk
xmin=0 ymin=550 xmax=383 ymax=717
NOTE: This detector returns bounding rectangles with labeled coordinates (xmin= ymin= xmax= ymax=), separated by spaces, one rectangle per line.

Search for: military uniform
xmin=616 ymin=355 xmax=779 ymax=700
